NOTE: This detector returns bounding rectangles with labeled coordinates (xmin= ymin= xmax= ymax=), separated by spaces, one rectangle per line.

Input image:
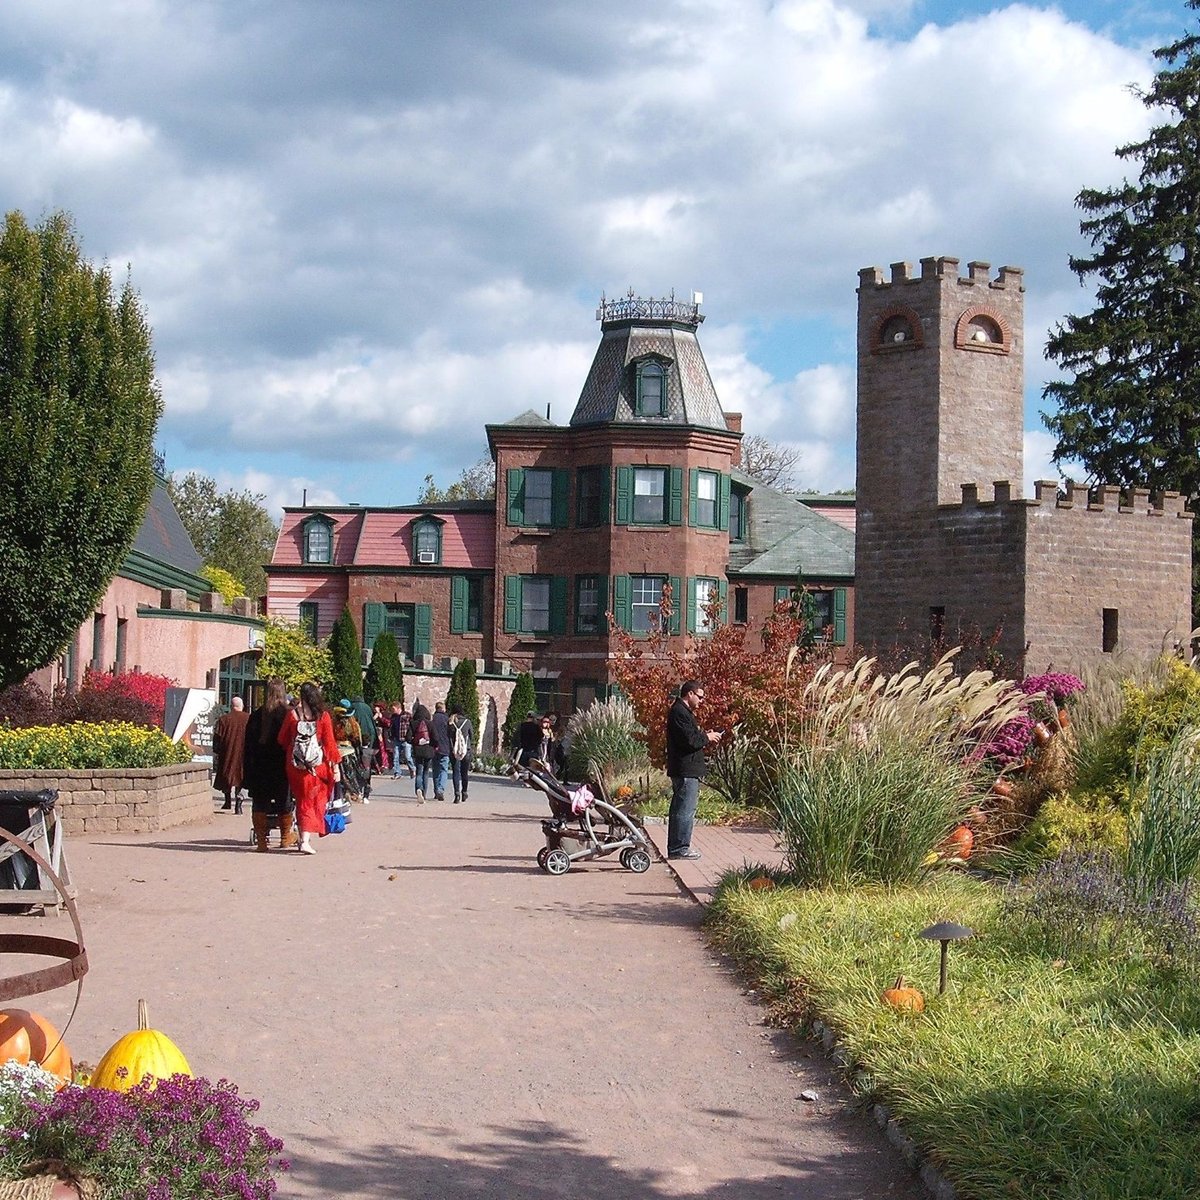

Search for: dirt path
xmin=19 ymin=774 xmax=923 ymax=1199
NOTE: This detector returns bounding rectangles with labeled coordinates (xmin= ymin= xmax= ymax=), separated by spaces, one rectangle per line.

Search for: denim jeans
xmin=433 ymin=754 xmax=450 ymax=798
xmin=451 ymin=757 xmax=470 ymax=798
xmin=667 ymin=776 xmax=700 ymax=856
xmin=392 ymin=739 xmax=414 ymax=776
xmin=414 ymin=758 xmax=433 ymax=797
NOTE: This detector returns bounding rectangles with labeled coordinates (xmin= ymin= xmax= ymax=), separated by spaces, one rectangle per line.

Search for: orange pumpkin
xmin=0 ymin=1008 xmax=73 ymax=1086
xmin=614 ymin=785 xmax=635 ymax=801
xmin=747 ymin=876 xmax=775 ymax=891
xmin=945 ymin=825 xmax=974 ymax=860
xmin=881 ymin=975 xmax=925 ymax=1014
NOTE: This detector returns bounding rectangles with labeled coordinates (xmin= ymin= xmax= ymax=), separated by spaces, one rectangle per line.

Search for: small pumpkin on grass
xmin=614 ymin=785 xmax=635 ymax=801
xmin=943 ymin=825 xmax=975 ymax=860
xmin=0 ymin=1008 xmax=72 ymax=1086
xmin=91 ymin=999 xmax=192 ymax=1092
xmin=747 ymin=876 xmax=775 ymax=891
xmin=881 ymin=975 xmax=925 ymax=1014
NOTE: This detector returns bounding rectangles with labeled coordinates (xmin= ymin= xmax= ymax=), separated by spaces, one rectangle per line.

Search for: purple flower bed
xmin=1019 ymin=672 xmax=1086 ymax=706
xmin=983 ymin=714 xmax=1035 ymax=768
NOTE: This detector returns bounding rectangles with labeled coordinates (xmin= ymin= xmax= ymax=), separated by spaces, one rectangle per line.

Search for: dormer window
xmin=634 ymin=359 xmax=667 ymax=416
xmin=411 ymin=516 xmax=444 ymax=565
xmin=302 ymin=515 xmax=333 ymax=565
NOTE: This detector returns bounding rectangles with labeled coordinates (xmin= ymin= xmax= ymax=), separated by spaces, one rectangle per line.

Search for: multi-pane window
xmin=635 ymin=361 xmax=666 ymax=415
xmin=695 ymin=470 xmax=718 ymax=528
xmin=633 ymin=468 xmax=668 ymax=524
xmin=694 ymin=578 xmax=718 ymax=633
xmin=522 ymin=577 xmax=551 ymax=633
xmin=304 ymin=520 xmax=332 ymax=564
xmin=573 ymin=681 xmax=600 ymax=711
xmin=384 ymin=603 xmax=415 ymax=660
xmin=729 ymin=489 xmax=747 ymax=541
xmin=631 ymin=575 xmax=666 ymax=633
xmin=809 ymin=590 xmax=835 ymax=637
xmin=413 ymin=521 xmax=441 ymax=564
xmin=576 ymin=575 xmax=602 ymax=635
xmin=577 ymin=467 xmax=607 ymax=527
xmin=465 ymin=577 xmax=482 ymax=631
xmin=523 ymin=470 xmax=554 ymax=526
xmin=298 ymin=602 xmax=319 ymax=641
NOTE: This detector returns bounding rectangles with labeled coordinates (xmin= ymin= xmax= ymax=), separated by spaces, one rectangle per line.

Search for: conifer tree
xmin=446 ymin=657 xmax=480 ymax=741
xmin=1044 ymin=5 xmax=1200 ymax=562
xmin=501 ymin=672 xmax=537 ymax=751
xmin=0 ymin=211 xmax=162 ymax=687
xmin=328 ymin=606 xmax=363 ymax=702
xmin=363 ymin=631 xmax=404 ymax=706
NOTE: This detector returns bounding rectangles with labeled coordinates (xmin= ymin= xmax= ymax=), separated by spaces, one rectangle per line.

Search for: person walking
xmin=410 ymin=702 xmax=436 ymax=803
xmin=372 ymin=703 xmax=390 ymax=775
xmin=536 ymin=714 xmax=566 ymax=779
xmin=278 ymin=681 xmax=341 ymax=856
xmin=665 ymin=679 xmax=720 ymax=861
xmin=515 ymin=710 xmax=541 ymax=767
xmin=242 ymin=676 xmax=296 ymax=851
xmin=390 ymin=702 xmax=414 ymax=780
xmin=213 ymin=696 xmax=251 ymax=814
xmin=431 ymin=701 xmax=452 ymax=801
xmin=448 ymin=704 xmax=474 ymax=803
xmin=349 ymin=695 xmax=377 ymax=802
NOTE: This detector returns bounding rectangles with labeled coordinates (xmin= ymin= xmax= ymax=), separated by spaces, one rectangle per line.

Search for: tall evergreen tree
xmin=328 ymin=606 xmax=363 ymax=702
xmin=363 ymin=631 xmax=405 ymax=706
xmin=446 ymin=657 xmax=480 ymax=742
xmin=501 ymin=672 xmax=537 ymax=752
xmin=0 ymin=211 xmax=162 ymax=688
xmin=1044 ymin=7 xmax=1200 ymax=524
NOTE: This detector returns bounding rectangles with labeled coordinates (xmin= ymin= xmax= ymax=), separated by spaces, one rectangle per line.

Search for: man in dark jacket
xmin=347 ymin=696 xmax=377 ymax=802
xmin=665 ymin=679 xmax=720 ymax=860
xmin=431 ymin=701 xmax=453 ymax=801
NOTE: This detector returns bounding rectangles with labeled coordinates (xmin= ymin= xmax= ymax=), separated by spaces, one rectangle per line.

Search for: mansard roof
xmin=569 ymin=294 xmax=727 ymax=430
xmin=727 ymin=468 xmax=855 ymax=581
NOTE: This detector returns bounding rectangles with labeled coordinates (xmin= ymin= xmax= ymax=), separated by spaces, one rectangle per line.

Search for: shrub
xmin=0 ymin=722 xmax=192 ymax=769
xmin=501 ymin=672 xmax=536 ymax=752
xmin=258 ymin=617 xmax=332 ymax=693
xmin=58 ymin=669 xmax=175 ymax=729
xmin=1013 ymin=788 xmax=1129 ymax=860
xmin=0 ymin=1073 xmax=287 ymax=1199
xmin=0 ymin=680 xmax=54 ymax=728
xmin=363 ymin=630 xmax=404 ymax=706
xmin=201 ymin=564 xmax=243 ymax=604
xmin=445 ymin=657 xmax=480 ymax=739
xmin=1125 ymin=727 xmax=1200 ymax=892
xmin=563 ymin=698 xmax=647 ymax=787
xmin=327 ymin=606 xmax=363 ymax=704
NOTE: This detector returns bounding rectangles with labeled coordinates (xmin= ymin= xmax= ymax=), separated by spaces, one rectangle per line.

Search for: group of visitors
xmin=405 ymin=700 xmax=474 ymax=803
xmin=513 ymin=710 xmax=567 ymax=778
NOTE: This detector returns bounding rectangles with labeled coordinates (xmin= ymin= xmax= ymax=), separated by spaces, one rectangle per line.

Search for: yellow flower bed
xmin=0 ymin=723 xmax=193 ymax=770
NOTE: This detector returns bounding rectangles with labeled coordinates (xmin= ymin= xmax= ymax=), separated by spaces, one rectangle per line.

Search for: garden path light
xmin=919 ymin=920 xmax=973 ymax=995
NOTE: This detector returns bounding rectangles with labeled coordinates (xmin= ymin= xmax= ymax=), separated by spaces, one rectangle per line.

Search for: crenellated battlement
xmin=947 ymin=479 xmax=1192 ymax=518
xmin=858 ymin=257 xmax=1024 ymax=292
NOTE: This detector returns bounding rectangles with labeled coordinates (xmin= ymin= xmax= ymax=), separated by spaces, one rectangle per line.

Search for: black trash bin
xmin=0 ymin=789 xmax=58 ymax=908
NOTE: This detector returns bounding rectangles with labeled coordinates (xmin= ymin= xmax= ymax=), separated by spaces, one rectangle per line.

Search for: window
xmin=91 ymin=613 xmax=105 ymax=672
xmin=1103 ymin=608 xmax=1119 ymax=654
xmin=506 ymin=467 xmax=568 ymax=527
xmin=364 ymin=601 xmax=431 ymax=661
xmin=733 ymin=586 xmax=748 ymax=624
xmin=385 ymin=603 xmax=415 ymax=660
xmin=632 ymin=574 xmax=667 ymax=633
xmin=729 ymin=489 xmax=748 ymax=541
xmin=788 ymin=586 xmax=848 ymax=645
xmin=575 ymin=575 xmax=606 ymax=635
xmin=522 ymin=577 xmax=550 ymax=633
xmin=577 ymin=467 xmax=609 ymax=527
xmin=303 ymin=517 xmax=333 ymax=564
xmin=503 ymin=575 xmax=568 ymax=635
xmin=633 ymin=468 xmax=668 ymax=524
xmin=450 ymin=576 xmax=484 ymax=634
xmin=693 ymin=578 xmax=719 ymax=633
xmin=930 ymin=606 xmax=946 ymax=644
xmin=412 ymin=518 xmax=443 ymax=565
xmin=115 ymin=618 xmax=128 ymax=672
xmin=695 ymin=470 xmax=718 ymax=528
xmin=573 ymin=681 xmax=600 ymax=711
xmin=298 ymin=602 xmax=319 ymax=641
xmin=635 ymin=360 xmax=667 ymax=416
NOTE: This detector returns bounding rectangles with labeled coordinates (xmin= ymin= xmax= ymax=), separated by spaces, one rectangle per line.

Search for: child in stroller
xmin=517 ymin=758 xmax=653 ymax=875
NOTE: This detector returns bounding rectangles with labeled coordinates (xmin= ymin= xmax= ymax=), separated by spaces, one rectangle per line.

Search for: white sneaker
xmin=299 ymin=842 xmax=316 ymax=855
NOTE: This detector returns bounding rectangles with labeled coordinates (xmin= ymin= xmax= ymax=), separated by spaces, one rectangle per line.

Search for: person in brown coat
xmin=213 ymin=696 xmax=251 ymax=814
xmin=243 ymin=677 xmax=296 ymax=851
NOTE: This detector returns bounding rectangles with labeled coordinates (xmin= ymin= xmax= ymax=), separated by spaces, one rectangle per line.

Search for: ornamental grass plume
xmin=0 ymin=1072 xmax=287 ymax=1199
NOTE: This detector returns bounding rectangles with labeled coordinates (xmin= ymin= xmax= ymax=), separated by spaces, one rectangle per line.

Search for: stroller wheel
xmin=544 ymin=847 xmax=571 ymax=875
xmin=623 ymin=847 xmax=652 ymax=874
xmin=536 ymin=847 xmax=551 ymax=871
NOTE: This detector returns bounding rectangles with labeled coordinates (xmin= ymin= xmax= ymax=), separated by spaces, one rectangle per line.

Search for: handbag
xmin=324 ymin=810 xmax=347 ymax=835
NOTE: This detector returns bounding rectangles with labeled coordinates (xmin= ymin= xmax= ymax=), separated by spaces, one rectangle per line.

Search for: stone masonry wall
xmin=0 ymin=763 xmax=212 ymax=836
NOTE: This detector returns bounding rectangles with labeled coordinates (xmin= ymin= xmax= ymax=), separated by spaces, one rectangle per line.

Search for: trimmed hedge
xmin=0 ymin=723 xmax=193 ymax=770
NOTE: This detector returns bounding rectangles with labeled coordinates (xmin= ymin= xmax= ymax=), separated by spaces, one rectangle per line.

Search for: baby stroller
xmin=518 ymin=758 xmax=653 ymax=876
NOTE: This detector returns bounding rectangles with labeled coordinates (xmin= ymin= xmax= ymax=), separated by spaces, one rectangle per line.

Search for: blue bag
xmin=324 ymin=810 xmax=347 ymax=835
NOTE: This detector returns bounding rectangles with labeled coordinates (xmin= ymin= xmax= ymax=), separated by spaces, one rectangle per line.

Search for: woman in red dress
xmin=278 ymin=681 xmax=341 ymax=855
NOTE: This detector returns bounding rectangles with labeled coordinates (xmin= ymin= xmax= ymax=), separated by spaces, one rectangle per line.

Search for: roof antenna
xmin=546 ymin=403 xmax=551 ymax=421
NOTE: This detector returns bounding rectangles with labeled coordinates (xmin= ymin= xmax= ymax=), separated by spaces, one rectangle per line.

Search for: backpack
xmin=452 ymin=719 xmax=469 ymax=761
xmin=292 ymin=718 xmax=324 ymax=772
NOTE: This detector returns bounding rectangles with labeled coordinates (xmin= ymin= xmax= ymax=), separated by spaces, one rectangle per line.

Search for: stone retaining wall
xmin=0 ymin=763 xmax=212 ymax=836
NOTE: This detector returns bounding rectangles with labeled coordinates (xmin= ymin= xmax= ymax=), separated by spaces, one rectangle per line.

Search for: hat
xmin=340 ymin=698 xmax=352 ymax=710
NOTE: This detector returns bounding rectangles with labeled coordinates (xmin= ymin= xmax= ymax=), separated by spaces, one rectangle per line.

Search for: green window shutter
xmin=615 ymin=467 xmax=632 ymax=525
xmin=775 ymin=585 xmax=790 ymax=607
xmin=506 ymin=468 xmax=524 ymax=526
xmin=450 ymin=576 xmax=468 ymax=634
xmin=668 ymin=467 xmax=683 ymax=525
xmin=363 ymin=602 xmax=385 ymax=651
xmin=596 ymin=574 xmax=609 ymax=633
xmin=552 ymin=469 xmax=570 ymax=528
xmin=668 ymin=575 xmax=681 ymax=634
xmin=688 ymin=468 xmax=699 ymax=527
xmin=414 ymin=604 xmax=433 ymax=658
xmin=718 ymin=579 xmax=728 ymax=624
xmin=503 ymin=576 xmax=521 ymax=634
xmin=834 ymin=588 xmax=847 ymax=645
xmin=550 ymin=575 xmax=568 ymax=634
xmin=686 ymin=577 xmax=698 ymax=634
xmin=718 ymin=474 xmax=731 ymax=531
xmin=613 ymin=574 xmax=632 ymax=631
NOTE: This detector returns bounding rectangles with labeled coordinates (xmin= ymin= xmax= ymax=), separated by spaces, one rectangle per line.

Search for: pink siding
xmin=807 ymin=503 xmax=856 ymax=532
xmin=351 ymin=511 xmax=496 ymax=569
xmin=266 ymin=574 xmax=349 ymax=640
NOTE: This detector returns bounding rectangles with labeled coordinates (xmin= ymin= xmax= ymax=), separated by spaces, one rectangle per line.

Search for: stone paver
xmin=645 ymin=821 xmax=786 ymax=905
xmin=6 ymin=774 xmax=922 ymax=1200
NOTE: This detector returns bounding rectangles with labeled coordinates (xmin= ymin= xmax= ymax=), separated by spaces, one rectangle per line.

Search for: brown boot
xmin=278 ymin=811 xmax=298 ymax=849
xmin=252 ymin=812 xmax=271 ymax=852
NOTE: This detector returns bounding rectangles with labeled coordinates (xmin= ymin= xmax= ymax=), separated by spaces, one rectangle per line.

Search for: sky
xmin=0 ymin=0 xmax=1193 ymax=514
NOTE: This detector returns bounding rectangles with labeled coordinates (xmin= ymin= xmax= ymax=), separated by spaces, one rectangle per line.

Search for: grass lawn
xmin=706 ymin=872 xmax=1200 ymax=1200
